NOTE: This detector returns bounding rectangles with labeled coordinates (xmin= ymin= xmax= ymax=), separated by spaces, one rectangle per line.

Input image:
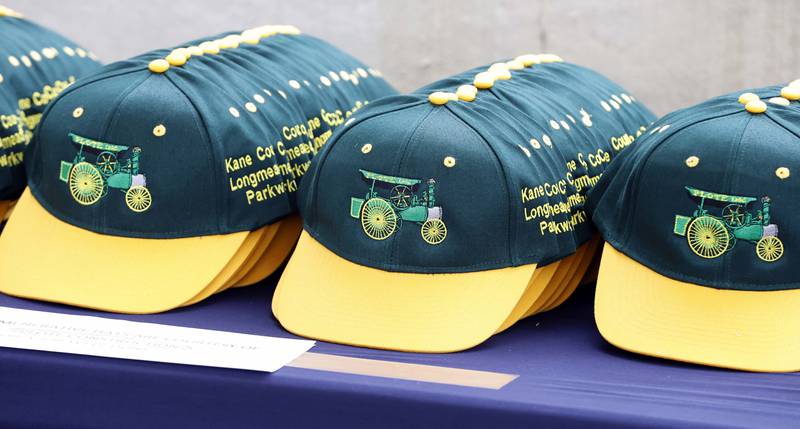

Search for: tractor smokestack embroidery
xmin=350 ymin=169 xmax=446 ymax=245
xmin=673 ymin=186 xmax=783 ymax=262
xmin=59 ymin=133 xmax=152 ymax=213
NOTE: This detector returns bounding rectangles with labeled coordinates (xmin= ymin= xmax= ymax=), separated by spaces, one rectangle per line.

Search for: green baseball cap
xmin=0 ymin=7 xmax=101 ymax=212
xmin=274 ymin=55 xmax=655 ymax=352
xmin=587 ymin=82 xmax=800 ymax=372
xmin=0 ymin=25 xmax=396 ymax=313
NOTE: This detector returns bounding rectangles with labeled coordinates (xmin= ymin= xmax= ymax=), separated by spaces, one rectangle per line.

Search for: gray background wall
xmin=5 ymin=0 xmax=798 ymax=115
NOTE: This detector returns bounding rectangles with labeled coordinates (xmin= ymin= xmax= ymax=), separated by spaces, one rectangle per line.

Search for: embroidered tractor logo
xmin=349 ymin=169 xmax=446 ymax=245
xmin=673 ymin=186 xmax=783 ymax=262
xmin=59 ymin=133 xmax=152 ymax=212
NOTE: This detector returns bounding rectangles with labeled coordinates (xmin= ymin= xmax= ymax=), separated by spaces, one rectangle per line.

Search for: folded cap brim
xmin=273 ymin=231 xmax=535 ymax=353
xmin=494 ymin=261 xmax=558 ymax=334
xmin=180 ymin=224 xmax=277 ymax=307
xmin=543 ymin=236 xmax=600 ymax=312
xmin=596 ymin=242 xmax=800 ymax=372
xmin=0 ymin=190 xmax=249 ymax=314
xmin=234 ymin=215 xmax=302 ymax=287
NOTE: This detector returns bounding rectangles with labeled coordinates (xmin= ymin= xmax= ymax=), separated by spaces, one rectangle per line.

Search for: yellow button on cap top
xmin=506 ymin=59 xmax=525 ymax=70
xmin=474 ymin=72 xmax=495 ymax=89
xmin=187 ymin=46 xmax=203 ymax=57
xmin=428 ymin=92 xmax=451 ymax=105
xmin=745 ymin=100 xmax=767 ymax=114
xmin=172 ymin=48 xmax=190 ymax=59
xmin=148 ymin=59 xmax=170 ymax=73
xmin=488 ymin=64 xmax=512 ymax=80
xmin=516 ymin=54 xmax=540 ymax=66
xmin=241 ymin=30 xmax=261 ymax=44
xmin=199 ymin=41 xmax=220 ymax=55
xmin=769 ymin=97 xmax=791 ymax=106
xmin=738 ymin=92 xmax=759 ymax=104
xmin=540 ymin=54 xmax=563 ymax=63
xmin=790 ymin=79 xmax=800 ymax=88
xmin=166 ymin=52 xmax=187 ymax=66
xmin=780 ymin=86 xmax=800 ymax=101
xmin=456 ymin=85 xmax=478 ymax=101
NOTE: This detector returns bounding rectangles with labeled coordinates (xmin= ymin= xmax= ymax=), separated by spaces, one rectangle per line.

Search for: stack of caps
xmin=273 ymin=54 xmax=655 ymax=352
xmin=587 ymin=81 xmax=800 ymax=372
xmin=0 ymin=25 xmax=397 ymax=313
xmin=0 ymin=6 xmax=101 ymax=220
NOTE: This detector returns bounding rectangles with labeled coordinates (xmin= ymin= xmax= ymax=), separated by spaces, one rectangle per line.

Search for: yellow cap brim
xmin=494 ymin=261 xmax=557 ymax=334
xmin=0 ymin=190 xmax=248 ymax=314
xmin=596 ymin=242 xmax=800 ymax=372
xmin=543 ymin=236 xmax=600 ymax=312
xmin=212 ymin=223 xmax=280 ymax=294
xmin=180 ymin=224 xmax=276 ymax=306
xmin=235 ymin=215 xmax=302 ymax=287
xmin=521 ymin=250 xmax=579 ymax=319
xmin=540 ymin=246 xmax=584 ymax=309
xmin=273 ymin=231 xmax=535 ymax=353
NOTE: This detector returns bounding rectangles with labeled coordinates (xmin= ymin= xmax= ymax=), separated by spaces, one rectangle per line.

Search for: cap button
xmin=516 ymin=54 xmax=540 ymax=67
xmin=780 ymin=86 xmax=800 ymax=101
xmin=428 ymin=92 xmax=453 ymax=105
xmin=166 ymin=51 xmax=187 ymax=66
xmin=473 ymin=72 xmax=495 ymax=89
xmin=768 ymin=97 xmax=791 ymax=106
xmin=745 ymin=99 xmax=767 ymax=114
xmin=187 ymin=46 xmax=204 ymax=57
xmin=200 ymin=41 xmax=220 ymax=55
xmin=148 ymin=59 xmax=170 ymax=73
xmin=737 ymin=92 xmax=759 ymax=105
xmin=506 ymin=59 xmax=525 ymax=70
xmin=456 ymin=84 xmax=478 ymax=101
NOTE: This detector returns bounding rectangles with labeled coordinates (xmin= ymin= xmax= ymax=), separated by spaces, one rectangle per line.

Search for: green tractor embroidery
xmin=674 ymin=186 xmax=783 ymax=262
xmin=350 ymin=169 xmax=446 ymax=245
xmin=59 ymin=133 xmax=152 ymax=212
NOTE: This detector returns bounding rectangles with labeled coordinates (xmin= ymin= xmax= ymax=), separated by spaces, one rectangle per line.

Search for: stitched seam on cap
xmin=443 ymin=104 xmax=516 ymax=264
xmin=389 ymin=106 xmax=435 ymax=265
xmin=164 ymin=72 xmax=224 ymax=232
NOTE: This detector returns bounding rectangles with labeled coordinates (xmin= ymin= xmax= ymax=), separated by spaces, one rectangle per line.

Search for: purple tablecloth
xmin=1 ymin=271 xmax=798 ymax=429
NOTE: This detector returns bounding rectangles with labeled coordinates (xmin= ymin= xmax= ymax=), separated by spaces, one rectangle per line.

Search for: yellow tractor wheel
xmin=421 ymin=218 xmax=447 ymax=245
xmin=125 ymin=186 xmax=152 ymax=212
xmin=68 ymin=162 xmax=105 ymax=205
xmin=686 ymin=216 xmax=729 ymax=258
xmin=756 ymin=236 xmax=783 ymax=262
xmin=360 ymin=198 xmax=397 ymax=240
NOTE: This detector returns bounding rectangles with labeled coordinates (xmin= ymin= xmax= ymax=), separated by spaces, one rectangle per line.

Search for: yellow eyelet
xmin=152 ymin=124 xmax=166 ymax=137
xmin=72 ymin=107 xmax=84 ymax=118
xmin=361 ymin=143 xmax=372 ymax=154
xmin=229 ymin=107 xmax=240 ymax=118
xmin=685 ymin=156 xmax=699 ymax=168
xmin=776 ymin=167 xmax=790 ymax=180
xmin=245 ymin=102 xmax=257 ymax=113
xmin=443 ymin=156 xmax=456 ymax=168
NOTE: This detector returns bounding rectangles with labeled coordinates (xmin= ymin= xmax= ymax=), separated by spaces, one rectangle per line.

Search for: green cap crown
xmin=588 ymin=84 xmax=800 ymax=291
xmin=25 ymin=26 xmax=396 ymax=237
xmin=0 ymin=11 xmax=101 ymax=200
xmin=298 ymin=56 xmax=655 ymax=273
